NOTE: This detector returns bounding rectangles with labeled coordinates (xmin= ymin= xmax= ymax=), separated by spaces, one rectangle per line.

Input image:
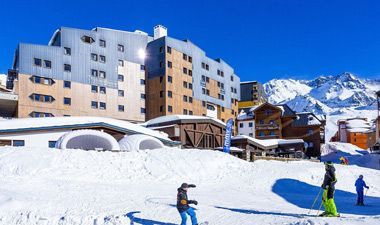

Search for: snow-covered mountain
xmin=263 ymin=72 xmax=380 ymax=140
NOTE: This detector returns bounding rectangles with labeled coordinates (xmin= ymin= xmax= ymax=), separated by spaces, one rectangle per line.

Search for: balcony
xmin=256 ymin=124 xmax=280 ymax=130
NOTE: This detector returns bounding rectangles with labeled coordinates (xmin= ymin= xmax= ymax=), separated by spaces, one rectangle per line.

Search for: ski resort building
xmin=238 ymin=81 xmax=267 ymax=111
xmin=143 ymin=115 xmax=226 ymax=149
xmin=145 ymin=25 xmax=240 ymax=123
xmin=4 ymin=25 xmax=240 ymax=124
xmin=236 ymin=102 xmax=326 ymax=157
xmin=336 ymin=118 xmax=376 ymax=149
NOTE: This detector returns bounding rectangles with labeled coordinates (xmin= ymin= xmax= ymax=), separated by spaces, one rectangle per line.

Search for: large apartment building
xmin=6 ymin=25 xmax=240 ymax=124
xmin=238 ymin=81 xmax=267 ymax=110
xmin=145 ymin=25 xmax=240 ymax=122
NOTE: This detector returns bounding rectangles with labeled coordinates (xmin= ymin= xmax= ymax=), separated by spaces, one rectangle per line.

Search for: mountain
xmin=263 ymin=72 xmax=380 ymax=140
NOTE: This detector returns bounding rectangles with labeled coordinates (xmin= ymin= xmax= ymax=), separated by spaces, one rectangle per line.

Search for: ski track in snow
xmin=0 ymin=146 xmax=379 ymax=225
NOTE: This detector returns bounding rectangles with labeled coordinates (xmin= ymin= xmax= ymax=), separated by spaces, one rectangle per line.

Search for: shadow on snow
xmin=272 ymin=178 xmax=380 ymax=216
xmin=125 ymin=211 xmax=177 ymax=225
xmin=215 ymin=206 xmax=308 ymax=218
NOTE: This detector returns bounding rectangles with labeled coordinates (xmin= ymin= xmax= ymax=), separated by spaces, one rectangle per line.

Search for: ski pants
xmin=322 ymin=186 xmax=338 ymax=216
xmin=179 ymin=207 xmax=198 ymax=225
xmin=357 ymin=189 xmax=364 ymax=205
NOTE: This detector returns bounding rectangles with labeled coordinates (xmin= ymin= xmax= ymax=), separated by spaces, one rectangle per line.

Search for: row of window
xmin=29 ymin=93 xmax=55 ymax=103
xmin=91 ymin=69 xmax=106 ymax=78
xmin=33 ymin=58 xmax=51 ymax=69
xmin=239 ymin=122 xmax=254 ymax=128
xmin=183 ymin=67 xmax=193 ymax=76
xmin=91 ymin=53 xmax=106 ymax=63
xmin=201 ymin=62 xmax=209 ymax=71
xmin=30 ymin=76 xmax=55 ymax=85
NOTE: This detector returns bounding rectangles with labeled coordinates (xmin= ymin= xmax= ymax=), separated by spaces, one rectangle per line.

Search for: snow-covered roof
xmin=344 ymin=118 xmax=374 ymax=133
xmin=0 ymin=116 xmax=175 ymax=144
xmin=292 ymin=112 xmax=322 ymax=126
xmin=143 ymin=115 xmax=226 ymax=127
xmin=215 ymin=146 xmax=245 ymax=152
xmin=232 ymin=135 xmax=304 ymax=149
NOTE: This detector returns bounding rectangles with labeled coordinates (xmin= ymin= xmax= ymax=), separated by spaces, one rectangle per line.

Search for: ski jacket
xmin=355 ymin=178 xmax=369 ymax=191
xmin=176 ymin=188 xmax=197 ymax=213
xmin=322 ymin=165 xmax=337 ymax=189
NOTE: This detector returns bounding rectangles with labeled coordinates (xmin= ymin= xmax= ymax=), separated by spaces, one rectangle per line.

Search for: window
xmin=265 ymin=110 xmax=273 ymax=115
xmin=64 ymin=64 xmax=71 ymax=72
xmin=202 ymin=88 xmax=206 ymax=94
xmin=183 ymin=67 xmax=188 ymax=74
xmin=29 ymin=111 xmax=54 ymax=117
xmin=231 ymin=75 xmax=234 ymax=81
xmin=202 ymin=75 xmax=206 ymax=82
xmin=231 ymin=87 xmax=234 ymax=92
xmin=189 ymin=111 xmax=193 ymax=115
xmin=206 ymin=77 xmax=210 ymax=83
xmin=99 ymin=39 xmax=106 ymax=47
xmin=63 ymin=97 xmax=71 ymax=105
xmin=140 ymin=65 xmax=145 ymax=70
xmin=183 ymin=81 xmax=188 ymax=88
xmin=100 ymin=86 xmax=106 ymax=94
xmin=91 ymin=101 xmax=98 ymax=109
xmin=160 ymin=76 xmax=163 ymax=83
xmin=270 ymin=131 xmax=275 ymax=136
xmin=188 ymin=83 xmax=193 ymax=90
xmin=206 ymin=89 xmax=210 ymax=96
xmin=168 ymin=91 xmax=173 ymax=98
xmin=168 ymin=76 xmax=172 ymax=83
xmin=217 ymin=81 xmax=221 ymax=87
xmin=168 ymin=105 xmax=173 ymax=112
xmin=308 ymin=129 xmax=314 ymax=135
xmin=30 ymin=76 xmax=55 ymax=85
xmin=249 ymin=133 xmax=253 ymax=137
xmin=140 ymin=79 xmax=146 ymax=85
xmin=183 ymin=95 xmax=188 ymax=102
xmin=99 ymin=55 xmax=106 ymax=63
xmin=231 ymin=98 xmax=234 ymax=103
xmin=259 ymin=131 xmax=265 ymax=137
xmin=183 ymin=109 xmax=188 ymax=115
xmin=99 ymin=102 xmax=106 ymax=110
xmin=99 ymin=71 xmax=106 ymax=78
xmin=168 ymin=61 xmax=172 ymax=68
xmin=183 ymin=53 xmax=187 ymax=60
xmin=48 ymin=141 xmax=57 ymax=148
xmin=188 ymin=56 xmax=192 ymax=63
xmin=239 ymin=123 xmax=244 ymax=128
xmin=202 ymin=101 xmax=206 ymax=107
xmin=64 ymin=47 xmax=71 ymax=55
xmin=118 ymin=105 xmax=125 ymax=112
xmin=159 ymin=46 xmax=164 ymax=53
xmin=118 ymin=90 xmax=124 ymax=97
xmin=91 ymin=69 xmax=98 ymax=77
xmin=259 ymin=120 xmax=264 ymax=125
xmin=202 ymin=62 xmax=206 ymax=69
xmin=189 ymin=97 xmax=193 ymax=103
xmin=159 ymin=61 xmax=163 ymax=68
xmin=160 ymin=105 xmax=164 ymax=112
xmin=118 ymin=60 xmax=124 ymax=67
xmin=309 ymin=142 xmax=314 ymax=148
xmin=206 ymin=64 xmax=209 ymax=70
xmin=160 ymin=91 xmax=164 ymax=97
xmin=118 ymin=44 xmax=124 ymax=52
xmin=118 ymin=74 xmax=124 ymax=82
xmin=222 ymin=107 xmax=225 ymax=112
xmin=140 ymin=108 xmax=146 ymax=114
xmin=167 ymin=46 xmax=172 ymax=54
xmin=81 ymin=35 xmax=95 ymax=44
xmin=188 ymin=70 xmax=192 ymax=76
xmin=249 ymin=122 xmax=253 ymax=127
xmin=13 ymin=140 xmax=25 ymax=147
xmin=34 ymin=58 xmax=42 ymax=66
xmin=221 ymin=71 xmax=224 ymax=77
xmin=44 ymin=60 xmax=51 ymax=68
xmin=217 ymin=70 xmax=221 ymax=76
xmin=29 ymin=93 xmax=55 ymax=103
xmin=91 ymin=53 xmax=98 ymax=61
xmin=221 ymin=83 xmax=225 ymax=89
xmin=64 ymin=81 xmax=71 ymax=88
xmin=91 ymin=85 xmax=98 ymax=93
xmin=141 ymin=93 xmax=146 ymax=99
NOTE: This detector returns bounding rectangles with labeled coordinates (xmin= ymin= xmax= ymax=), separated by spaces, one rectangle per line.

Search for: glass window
xmin=64 ymin=47 xmax=71 ymax=55
xmin=189 ymin=111 xmax=193 ymax=115
xmin=99 ymin=39 xmax=106 ymax=47
xmin=44 ymin=60 xmax=51 ymax=68
xmin=188 ymin=56 xmax=192 ymax=63
xmin=140 ymin=79 xmax=146 ymax=85
xmin=183 ymin=81 xmax=188 ymax=88
xmin=308 ymin=129 xmax=314 ymax=135
xmin=91 ymin=85 xmax=98 ymax=93
xmin=34 ymin=58 xmax=42 ymax=66
xmin=168 ymin=105 xmax=173 ymax=112
xmin=140 ymin=108 xmax=146 ymax=114
xmin=159 ymin=105 xmax=164 ymax=112
xmin=168 ymin=61 xmax=172 ymax=68
xmin=118 ymin=44 xmax=124 ymax=52
xmin=159 ymin=46 xmax=164 ymax=53
xmin=168 ymin=76 xmax=172 ymax=83
xmin=64 ymin=81 xmax=71 ymax=88
xmin=188 ymin=70 xmax=192 ymax=76
xmin=183 ymin=109 xmax=188 ymax=115
xmin=99 ymin=71 xmax=106 ymax=78
xmin=188 ymin=83 xmax=193 ymax=90
xmin=183 ymin=67 xmax=187 ymax=74
xmin=100 ymin=86 xmax=106 ymax=94
xmin=99 ymin=55 xmax=106 ymax=63
xmin=81 ymin=35 xmax=95 ymax=44
xmin=91 ymin=101 xmax=98 ymax=108
xmin=63 ymin=97 xmax=71 ymax=105
xmin=34 ymin=76 xmax=41 ymax=84
xmin=231 ymin=75 xmax=234 ymax=81
xmin=141 ymin=93 xmax=146 ymax=99
xmin=91 ymin=69 xmax=98 ymax=77
xmin=118 ymin=105 xmax=125 ymax=112
xmin=118 ymin=90 xmax=124 ymax=97
xmin=249 ymin=122 xmax=253 ymax=127
xmin=183 ymin=53 xmax=187 ymax=60
xmin=239 ymin=123 xmax=244 ymax=128
xmin=118 ymin=74 xmax=124 ymax=82
xmin=118 ymin=60 xmax=124 ymax=67
xmin=91 ymin=53 xmax=98 ymax=61
xmin=249 ymin=133 xmax=253 ymax=137
xmin=183 ymin=95 xmax=188 ymax=102
xmin=99 ymin=102 xmax=106 ymax=109
xmin=48 ymin=141 xmax=57 ymax=148
xmin=168 ymin=91 xmax=173 ymax=98
xmin=13 ymin=140 xmax=25 ymax=147
xmin=64 ymin=64 xmax=71 ymax=72
xmin=259 ymin=131 xmax=265 ymax=137
xmin=167 ymin=46 xmax=172 ymax=54
xmin=189 ymin=97 xmax=193 ymax=103
xmin=140 ymin=65 xmax=145 ymax=70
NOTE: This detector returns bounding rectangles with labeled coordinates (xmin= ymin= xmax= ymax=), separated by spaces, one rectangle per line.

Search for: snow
xmin=118 ymin=134 xmax=164 ymax=151
xmin=0 ymin=145 xmax=379 ymax=225
xmin=344 ymin=119 xmax=373 ymax=133
xmin=143 ymin=114 xmax=226 ymax=127
xmin=0 ymin=116 xmax=172 ymax=142
xmin=232 ymin=135 xmax=304 ymax=148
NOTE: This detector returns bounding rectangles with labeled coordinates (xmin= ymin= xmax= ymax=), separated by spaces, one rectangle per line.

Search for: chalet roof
xmin=275 ymin=104 xmax=297 ymax=117
xmin=231 ymin=135 xmax=304 ymax=150
xmin=143 ymin=115 xmax=226 ymax=128
xmin=292 ymin=112 xmax=322 ymax=127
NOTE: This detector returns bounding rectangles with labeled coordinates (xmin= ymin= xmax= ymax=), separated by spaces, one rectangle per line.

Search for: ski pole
xmin=308 ymin=188 xmax=322 ymax=215
xmin=316 ymin=200 xmax=323 ymax=217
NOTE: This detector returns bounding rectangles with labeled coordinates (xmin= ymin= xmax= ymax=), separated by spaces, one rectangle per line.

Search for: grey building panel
xmin=146 ymin=37 xmax=166 ymax=79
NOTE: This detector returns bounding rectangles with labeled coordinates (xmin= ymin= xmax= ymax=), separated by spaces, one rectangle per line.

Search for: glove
xmin=192 ymin=200 xmax=198 ymax=205
xmin=188 ymin=184 xmax=196 ymax=188
xmin=367 ymin=187 xmax=370 ymax=189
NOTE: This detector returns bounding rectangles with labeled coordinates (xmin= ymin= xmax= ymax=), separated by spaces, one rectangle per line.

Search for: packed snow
xmin=0 ymin=145 xmax=379 ymax=225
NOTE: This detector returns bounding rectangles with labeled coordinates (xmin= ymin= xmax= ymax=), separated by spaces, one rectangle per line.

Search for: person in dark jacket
xmin=355 ymin=175 xmax=369 ymax=206
xmin=320 ymin=161 xmax=339 ymax=217
xmin=177 ymin=183 xmax=198 ymax=225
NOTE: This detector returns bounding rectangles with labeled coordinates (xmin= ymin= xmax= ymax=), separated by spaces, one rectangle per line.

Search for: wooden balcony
xmin=256 ymin=124 xmax=280 ymax=130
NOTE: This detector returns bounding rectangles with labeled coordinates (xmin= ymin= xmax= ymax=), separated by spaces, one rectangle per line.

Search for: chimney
xmin=154 ymin=25 xmax=167 ymax=40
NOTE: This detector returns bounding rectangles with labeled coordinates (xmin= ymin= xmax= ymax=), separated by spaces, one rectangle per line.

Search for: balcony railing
xmin=256 ymin=124 xmax=280 ymax=130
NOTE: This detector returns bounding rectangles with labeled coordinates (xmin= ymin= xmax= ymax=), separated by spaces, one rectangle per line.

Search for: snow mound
xmin=56 ymin=129 xmax=121 ymax=151
xmin=119 ymin=134 xmax=164 ymax=151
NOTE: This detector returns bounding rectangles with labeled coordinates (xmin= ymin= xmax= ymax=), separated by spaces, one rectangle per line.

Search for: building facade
xmin=145 ymin=25 xmax=240 ymax=123
xmin=337 ymin=118 xmax=376 ymax=149
xmin=238 ymin=81 xmax=267 ymax=110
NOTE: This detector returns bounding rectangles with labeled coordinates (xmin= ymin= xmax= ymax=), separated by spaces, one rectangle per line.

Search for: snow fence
xmin=118 ymin=134 xmax=164 ymax=151
xmin=56 ymin=129 xmax=120 ymax=151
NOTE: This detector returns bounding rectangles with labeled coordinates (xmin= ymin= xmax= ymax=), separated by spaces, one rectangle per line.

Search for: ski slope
xmin=0 ymin=146 xmax=379 ymax=225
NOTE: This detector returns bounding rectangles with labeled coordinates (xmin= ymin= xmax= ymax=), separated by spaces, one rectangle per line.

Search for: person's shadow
xmin=272 ymin=178 xmax=380 ymax=216
xmin=124 ymin=211 xmax=177 ymax=225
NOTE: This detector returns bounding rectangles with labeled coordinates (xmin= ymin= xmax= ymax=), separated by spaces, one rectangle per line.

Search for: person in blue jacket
xmin=177 ymin=183 xmax=198 ymax=225
xmin=355 ymin=175 xmax=369 ymax=206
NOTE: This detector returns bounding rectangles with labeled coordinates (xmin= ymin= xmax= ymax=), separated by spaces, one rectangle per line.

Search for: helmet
xmin=359 ymin=175 xmax=363 ymax=179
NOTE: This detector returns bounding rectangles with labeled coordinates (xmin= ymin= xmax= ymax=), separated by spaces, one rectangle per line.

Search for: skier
xmin=355 ymin=175 xmax=369 ymax=206
xmin=320 ymin=161 xmax=339 ymax=217
xmin=177 ymin=183 xmax=198 ymax=225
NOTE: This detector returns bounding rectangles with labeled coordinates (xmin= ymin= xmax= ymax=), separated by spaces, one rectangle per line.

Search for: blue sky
xmin=0 ymin=0 xmax=379 ymax=82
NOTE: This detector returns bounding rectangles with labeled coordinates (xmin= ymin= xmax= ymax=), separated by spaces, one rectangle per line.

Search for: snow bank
xmin=0 ymin=146 xmax=379 ymax=225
